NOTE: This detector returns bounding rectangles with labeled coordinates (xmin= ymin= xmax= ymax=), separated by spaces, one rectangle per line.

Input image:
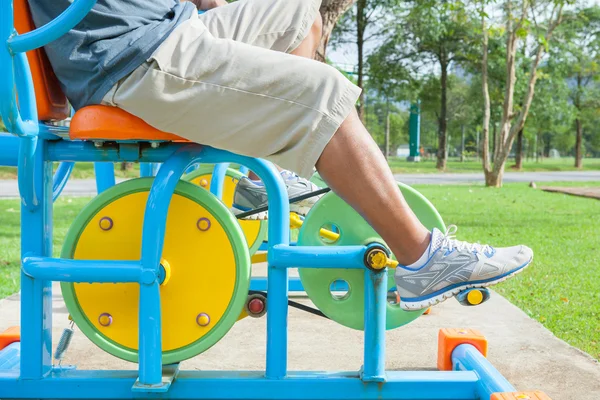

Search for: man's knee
xmin=309 ymin=11 xmax=323 ymax=55
xmin=313 ymin=11 xmax=323 ymax=39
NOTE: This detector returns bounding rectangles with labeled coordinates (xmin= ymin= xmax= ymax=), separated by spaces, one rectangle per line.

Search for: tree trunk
xmin=460 ymin=125 xmax=465 ymax=162
xmin=574 ymin=72 xmax=583 ymax=169
xmin=385 ymin=98 xmax=390 ymax=160
xmin=356 ymin=0 xmax=366 ymax=121
xmin=575 ymin=118 xmax=583 ymax=169
xmin=486 ymin=2 xmax=564 ymax=187
xmin=515 ymin=128 xmax=523 ymax=170
xmin=436 ymin=58 xmax=448 ymax=170
xmin=316 ymin=0 xmax=356 ymax=62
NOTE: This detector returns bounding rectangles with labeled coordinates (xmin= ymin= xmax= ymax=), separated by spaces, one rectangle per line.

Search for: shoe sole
xmin=399 ymin=257 xmax=533 ymax=311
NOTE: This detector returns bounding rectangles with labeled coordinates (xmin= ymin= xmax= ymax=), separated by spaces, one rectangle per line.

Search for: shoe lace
xmin=440 ymin=225 xmax=492 ymax=254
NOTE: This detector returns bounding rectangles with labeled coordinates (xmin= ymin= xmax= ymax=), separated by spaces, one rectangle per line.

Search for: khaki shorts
xmin=102 ymin=0 xmax=361 ymax=178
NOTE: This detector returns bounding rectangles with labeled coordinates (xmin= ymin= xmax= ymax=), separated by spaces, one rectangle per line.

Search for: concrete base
xmin=0 ymin=269 xmax=599 ymax=400
xmin=406 ymin=156 xmax=421 ymax=162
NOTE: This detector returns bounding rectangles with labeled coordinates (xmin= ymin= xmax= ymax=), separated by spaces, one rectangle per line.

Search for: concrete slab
xmin=540 ymin=186 xmax=600 ymax=200
xmin=1 ymin=272 xmax=599 ymax=400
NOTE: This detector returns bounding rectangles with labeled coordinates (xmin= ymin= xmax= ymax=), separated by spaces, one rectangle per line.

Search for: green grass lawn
xmin=389 ymin=156 xmax=600 ymax=174
xmin=0 ymin=183 xmax=599 ymax=360
xmin=0 ymin=162 xmax=140 ymax=179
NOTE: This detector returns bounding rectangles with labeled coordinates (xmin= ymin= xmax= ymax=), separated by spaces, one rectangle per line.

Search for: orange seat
xmin=15 ymin=0 xmax=69 ymax=121
xmin=0 ymin=326 xmax=20 ymax=351
xmin=70 ymin=105 xmax=189 ymax=142
xmin=16 ymin=0 xmax=184 ymax=141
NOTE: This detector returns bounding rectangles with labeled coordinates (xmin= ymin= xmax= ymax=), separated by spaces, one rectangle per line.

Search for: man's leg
xmin=316 ymin=111 xmax=430 ymax=265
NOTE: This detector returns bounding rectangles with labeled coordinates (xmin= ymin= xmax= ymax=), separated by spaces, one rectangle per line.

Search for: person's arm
xmin=188 ymin=0 xmax=228 ymax=11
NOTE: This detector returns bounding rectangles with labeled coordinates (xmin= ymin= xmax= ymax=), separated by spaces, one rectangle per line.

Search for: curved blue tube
xmin=210 ymin=163 xmax=230 ymax=200
xmin=94 ymin=163 xmax=116 ymax=194
xmin=52 ymin=162 xmax=74 ymax=202
xmin=8 ymin=0 xmax=98 ymax=54
xmin=452 ymin=344 xmax=515 ymax=398
xmin=18 ymin=136 xmax=38 ymax=210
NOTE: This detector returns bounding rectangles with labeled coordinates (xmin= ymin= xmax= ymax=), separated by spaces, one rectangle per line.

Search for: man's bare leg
xmin=315 ymin=111 xmax=430 ymax=265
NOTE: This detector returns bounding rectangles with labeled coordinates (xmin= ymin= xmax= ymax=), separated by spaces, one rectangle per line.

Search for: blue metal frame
xmin=0 ymin=2 xmax=523 ymax=398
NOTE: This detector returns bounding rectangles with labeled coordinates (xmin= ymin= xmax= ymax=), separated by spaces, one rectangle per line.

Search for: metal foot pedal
xmin=456 ymin=288 xmax=491 ymax=306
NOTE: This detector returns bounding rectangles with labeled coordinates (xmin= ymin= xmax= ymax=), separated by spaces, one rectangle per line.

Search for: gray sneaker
xmin=395 ymin=225 xmax=533 ymax=310
xmin=232 ymin=170 xmax=323 ymax=220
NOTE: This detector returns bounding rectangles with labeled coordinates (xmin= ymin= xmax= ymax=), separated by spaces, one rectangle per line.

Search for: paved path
xmin=0 ymin=171 xmax=598 ymax=199
xmin=541 ymin=186 xmax=600 ymax=200
xmin=1 ymin=269 xmax=599 ymax=399
xmin=395 ymin=170 xmax=600 ymax=185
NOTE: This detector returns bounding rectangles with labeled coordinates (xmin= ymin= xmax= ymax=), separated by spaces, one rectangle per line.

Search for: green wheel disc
xmin=184 ymin=165 xmax=267 ymax=256
xmin=297 ymin=182 xmax=445 ymax=330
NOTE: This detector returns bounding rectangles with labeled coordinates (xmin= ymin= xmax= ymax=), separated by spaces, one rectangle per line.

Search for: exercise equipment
xmin=0 ymin=1 xmax=550 ymax=399
xmin=184 ymin=164 xmax=267 ymax=256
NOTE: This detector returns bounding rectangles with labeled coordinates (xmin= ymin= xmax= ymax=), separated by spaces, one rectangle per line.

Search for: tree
xmin=481 ymin=0 xmax=567 ymax=187
xmin=317 ymin=0 xmax=357 ymax=62
xmin=330 ymin=0 xmax=397 ymax=122
xmin=370 ymin=1 xmax=475 ymax=170
xmin=550 ymin=5 xmax=600 ymax=168
xmin=527 ymin=66 xmax=574 ymax=160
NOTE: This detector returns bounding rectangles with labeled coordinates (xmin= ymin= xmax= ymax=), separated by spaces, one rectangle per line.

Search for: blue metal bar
xmin=137 ymin=144 xmax=205 ymax=386
xmin=197 ymin=148 xmax=290 ymax=379
xmin=94 ymin=163 xmax=116 ymax=194
xmin=18 ymin=136 xmax=39 ymax=209
xmin=0 ymin=133 xmax=19 ymax=166
xmin=0 ymin=370 xmax=480 ymax=399
xmin=270 ymin=245 xmax=366 ymax=270
xmin=210 ymin=163 xmax=229 ymax=199
xmin=140 ymin=163 xmax=153 ymax=177
xmin=8 ymin=0 xmax=98 ymax=54
xmin=21 ymin=257 xmax=141 ymax=283
xmin=0 ymin=24 xmax=39 ymax=138
xmin=239 ymin=165 xmax=249 ymax=175
xmin=52 ymin=162 xmax=74 ymax=201
xmin=19 ymin=138 xmax=53 ymax=379
xmin=47 ymin=141 xmax=188 ymax=162
xmin=137 ymin=281 xmax=162 ymax=387
xmin=452 ymin=344 xmax=515 ymax=398
xmin=152 ymin=162 xmax=161 ymax=176
xmin=361 ymin=269 xmax=387 ymax=382
xmin=15 ymin=50 xmax=40 ymax=209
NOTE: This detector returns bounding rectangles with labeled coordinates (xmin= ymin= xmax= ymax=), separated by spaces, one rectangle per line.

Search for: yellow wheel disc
xmin=61 ymin=178 xmax=250 ymax=364
xmin=184 ymin=166 xmax=266 ymax=256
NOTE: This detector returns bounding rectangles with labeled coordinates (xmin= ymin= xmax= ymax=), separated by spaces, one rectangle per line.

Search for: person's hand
xmin=193 ymin=0 xmax=227 ymax=10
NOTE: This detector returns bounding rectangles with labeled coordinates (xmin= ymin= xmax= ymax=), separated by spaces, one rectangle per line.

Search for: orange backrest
xmin=14 ymin=0 xmax=70 ymax=121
